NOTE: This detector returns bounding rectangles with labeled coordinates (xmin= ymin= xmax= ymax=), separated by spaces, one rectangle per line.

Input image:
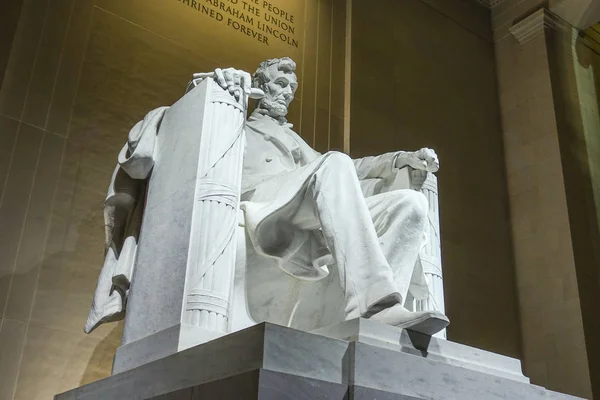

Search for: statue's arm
xmin=354 ymin=148 xmax=439 ymax=180
xmin=353 ymin=151 xmax=403 ymax=180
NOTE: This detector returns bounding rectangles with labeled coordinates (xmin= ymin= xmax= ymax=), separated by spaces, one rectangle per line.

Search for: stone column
xmin=494 ymin=6 xmax=596 ymax=398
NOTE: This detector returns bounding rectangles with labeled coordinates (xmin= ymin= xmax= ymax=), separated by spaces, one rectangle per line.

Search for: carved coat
xmin=85 ymin=107 xmax=428 ymax=333
xmin=241 ymin=110 xmax=425 ymax=286
xmin=85 ymin=107 xmax=168 ymax=333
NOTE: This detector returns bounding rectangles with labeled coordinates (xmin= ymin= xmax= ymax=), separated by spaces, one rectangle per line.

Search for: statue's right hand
xmin=186 ymin=69 xmax=264 ymax=100
xmin=214 ymin=67 xmax=252 ymax=101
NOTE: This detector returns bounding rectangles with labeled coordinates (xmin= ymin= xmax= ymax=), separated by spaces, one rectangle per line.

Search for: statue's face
xmin=258 ymin=64 xmax=298 ymax=119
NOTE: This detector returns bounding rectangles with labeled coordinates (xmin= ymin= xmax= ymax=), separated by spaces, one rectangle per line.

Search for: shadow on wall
xmin=62 ymin=208 xmax=123 ymax=386
xmin=80 ymin=323 xmax=121 ymax=386
xmin=0 ymin=201 xmax=123 ymax=398
xmin=47 ymin=207 xmax=122 ymax=387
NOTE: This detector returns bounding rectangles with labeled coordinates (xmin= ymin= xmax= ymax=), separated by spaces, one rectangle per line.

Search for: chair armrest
xmin=372 ymin=167 xmax=437 ymax=196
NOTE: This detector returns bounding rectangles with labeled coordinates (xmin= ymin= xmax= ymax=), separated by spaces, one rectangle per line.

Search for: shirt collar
xmin=250 ymin=109 xmax=293 ymax=129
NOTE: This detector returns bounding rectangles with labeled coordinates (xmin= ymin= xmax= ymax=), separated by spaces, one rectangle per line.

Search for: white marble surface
xmin=313 ymin=318 xmax=528 ymax=383
xmin=98 ymin=77 xmax=252 ymax=374
xmin=120 ymin=76 xmax=248 ymax=344
xmin=351 ymin=341 xmax=566 ymax=400
xmin=57 ymin=323 xmax=583 ymax=400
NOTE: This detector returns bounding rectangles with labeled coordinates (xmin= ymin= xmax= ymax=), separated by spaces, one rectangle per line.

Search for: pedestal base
xmin=313 ymin=318 xmax=528 ymax=383
xmin=55 ymin=321 xmax=582 ymax=400
xmin=113 ymin=323 xmax=223 ymax=374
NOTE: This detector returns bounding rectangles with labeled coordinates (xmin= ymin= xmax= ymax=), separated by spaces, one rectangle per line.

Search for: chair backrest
xmin=115 ymin=78 xmax=249 ymax=374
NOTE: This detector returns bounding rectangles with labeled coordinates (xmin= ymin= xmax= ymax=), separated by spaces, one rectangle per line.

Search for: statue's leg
xmin=291 ymin=152 xmax=400 ymax=319
xmin=365 ymin=189 xmax=428 ymax=304
xmin=288 ymin=155 xmax=448 ymax=334
xmin=361 ymin=189 xmax=449 ymax=334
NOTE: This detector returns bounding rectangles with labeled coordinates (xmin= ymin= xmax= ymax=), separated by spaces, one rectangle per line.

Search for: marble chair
xmin=94 ymin=78 xmax=448 ymax=374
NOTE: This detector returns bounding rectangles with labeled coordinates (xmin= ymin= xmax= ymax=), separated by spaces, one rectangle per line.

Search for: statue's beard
xmin=258 ymin=97 xmax=288 ymax=118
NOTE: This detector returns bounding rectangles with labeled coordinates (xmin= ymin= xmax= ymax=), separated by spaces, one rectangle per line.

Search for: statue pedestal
xmin=55 ymin=320 xmax=581 ymax=400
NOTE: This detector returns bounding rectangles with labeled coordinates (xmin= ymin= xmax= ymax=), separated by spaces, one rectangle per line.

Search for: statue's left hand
xmin=396 ymin=148 xmax=440 ymax=172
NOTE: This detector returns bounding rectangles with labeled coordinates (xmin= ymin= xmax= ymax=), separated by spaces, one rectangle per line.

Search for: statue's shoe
xmin=368 ymin=304 xmax=449 ymax=336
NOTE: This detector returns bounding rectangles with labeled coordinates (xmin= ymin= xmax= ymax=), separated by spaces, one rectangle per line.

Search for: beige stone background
xmin=1 ymin=0 xmax=600 ymax=399
xmin=494 ymin=1 xmax=600 ymax=397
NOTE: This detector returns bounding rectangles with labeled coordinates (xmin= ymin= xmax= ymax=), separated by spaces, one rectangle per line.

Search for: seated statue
xmin=85 ymin=57 xmax=449 ymax=340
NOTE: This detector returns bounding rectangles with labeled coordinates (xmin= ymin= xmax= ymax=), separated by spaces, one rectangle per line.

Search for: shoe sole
xmin=397 ymin=313 xmax=449 ymax=336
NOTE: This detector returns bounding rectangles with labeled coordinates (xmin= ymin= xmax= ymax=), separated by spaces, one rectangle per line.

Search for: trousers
xmin=289 ymin=152 xmax=428 ymax=317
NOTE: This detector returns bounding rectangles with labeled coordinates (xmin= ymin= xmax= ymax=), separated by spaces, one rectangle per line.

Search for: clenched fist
xmin=396 ymin=148 xmax=440 ymax=172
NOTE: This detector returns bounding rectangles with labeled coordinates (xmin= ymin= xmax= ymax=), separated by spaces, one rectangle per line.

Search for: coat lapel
xmin=246 ymin=111 xmax=298 ymax=158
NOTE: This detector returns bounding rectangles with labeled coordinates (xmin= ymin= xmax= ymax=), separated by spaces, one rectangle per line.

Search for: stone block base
xmin=55 ymin=321 xmax=582 ymax=399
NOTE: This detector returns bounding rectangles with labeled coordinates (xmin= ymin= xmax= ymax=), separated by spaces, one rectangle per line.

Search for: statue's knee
xmin=404 ymin=191 xmax=428 ymax=221
xmin=323 ymin=151 xmax=353 ymax=170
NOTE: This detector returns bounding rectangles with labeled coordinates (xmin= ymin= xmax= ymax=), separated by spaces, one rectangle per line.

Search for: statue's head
xmin=253 ymin=57 xmax=298 ymax=119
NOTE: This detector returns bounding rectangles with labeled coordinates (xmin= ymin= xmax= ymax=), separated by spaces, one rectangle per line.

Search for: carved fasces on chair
xmin=109 ymin=77 xmax=254 ymax=373
xmin=405 ymin=169 xmax=446 ymax=339
xmin=182 ymin=80 xmax=248 ymax=332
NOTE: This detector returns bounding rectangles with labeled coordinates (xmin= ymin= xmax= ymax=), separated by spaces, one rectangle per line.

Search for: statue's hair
xmin=252 ymin=57 xmax=296 ymax=89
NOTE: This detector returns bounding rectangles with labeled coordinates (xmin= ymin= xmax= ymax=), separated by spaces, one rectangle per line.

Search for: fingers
xmin=426 ymin=153 xmax=439 ymax=171
xmin=241 ymin=71 xmax=252 ymax=95
xmin=233 ymin=72 xmax=241 ymax=100
xmin=419 ymin=148 xmax=437 ymax=161
xmin=214 ymin=68 xmax=227 ymax=90
xmin=223 ymin=69 xmax=235 ymax=96
xmin=426 ymin=149 xmax=439 ymax=171
xmin=215 ymin=68 xmax=254 ymax=101
xmin=428 ymin=160 xmax=440 ymax=172
xmin=410 ymin=148 xmax=440 ymax=172
xmin=407 ymin=156 xmax=427 ymax=171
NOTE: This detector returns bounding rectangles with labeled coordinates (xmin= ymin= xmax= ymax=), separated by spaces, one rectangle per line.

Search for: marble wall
xmin=493 ymin=2 xmax=597 ymax=397
xmin=349 ymin=0 xmax=523 ymax=359
xmin=0 ymin=0 xmax=344 ymax=399
xmin=544 ymin=21 xmax=600 ymax=398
